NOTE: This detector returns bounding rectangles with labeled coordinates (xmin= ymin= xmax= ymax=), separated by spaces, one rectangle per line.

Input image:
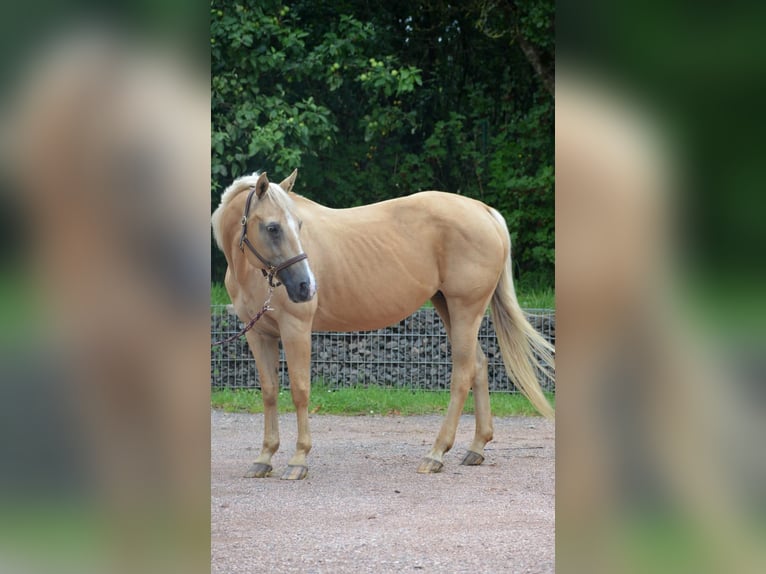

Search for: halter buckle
xmin=266 ymin=266 xmax=282 ymax=288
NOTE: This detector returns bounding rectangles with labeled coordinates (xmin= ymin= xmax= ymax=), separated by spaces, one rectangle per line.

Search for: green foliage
xmin=211 ymin=0 xmax=554 ymax=288
xmin=211 ymin=1 xmax=338 ymax=179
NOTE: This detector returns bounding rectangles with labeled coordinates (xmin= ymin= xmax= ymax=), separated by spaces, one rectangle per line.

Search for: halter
xmin=238 ymin=186 xmax=308 ymax=288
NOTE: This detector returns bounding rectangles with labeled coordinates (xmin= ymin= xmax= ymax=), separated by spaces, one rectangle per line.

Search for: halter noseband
xmin=238 ymin=186 xmax=308 ymax=288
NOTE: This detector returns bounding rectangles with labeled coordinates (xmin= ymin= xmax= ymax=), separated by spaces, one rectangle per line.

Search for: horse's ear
xmin=279 ymin=169 xmax=298 ymax=194
xmin=255 ymin=172 xmax=270 ymax=199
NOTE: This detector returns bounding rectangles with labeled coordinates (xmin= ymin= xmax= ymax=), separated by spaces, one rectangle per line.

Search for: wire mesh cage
xmin=211 ymin=305 xmax=555 ymax=393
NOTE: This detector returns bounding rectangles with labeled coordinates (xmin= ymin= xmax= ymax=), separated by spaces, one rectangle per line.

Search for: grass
xmin=211 ymin=282 xmax=554 ymax=309
xmin=212 ymin=385 xmax=555 ymax=417
xmin=211 ymin=282 xmax=231 ymax=306
xmin=516 ymin=287 xmax=555 ymax=310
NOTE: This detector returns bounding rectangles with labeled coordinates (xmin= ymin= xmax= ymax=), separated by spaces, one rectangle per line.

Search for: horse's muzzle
xmin=279 ymin=262 xmax=317 ymax=303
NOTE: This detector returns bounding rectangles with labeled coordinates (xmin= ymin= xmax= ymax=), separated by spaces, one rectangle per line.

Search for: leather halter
xmin=238 ymin=186 xmax=308 ymax=288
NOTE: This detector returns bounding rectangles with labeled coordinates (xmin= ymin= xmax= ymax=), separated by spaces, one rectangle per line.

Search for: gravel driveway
xmin=211 ymin=410 xmax=554 ymax=573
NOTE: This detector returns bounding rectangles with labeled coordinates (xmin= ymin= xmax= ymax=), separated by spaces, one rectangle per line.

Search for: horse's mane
xmin=211 ymin=172 xmax=294 ymax=251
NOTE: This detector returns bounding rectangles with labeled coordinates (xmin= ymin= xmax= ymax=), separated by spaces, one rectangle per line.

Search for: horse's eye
xmin=266 ymin=223 xmax=280 ymax=236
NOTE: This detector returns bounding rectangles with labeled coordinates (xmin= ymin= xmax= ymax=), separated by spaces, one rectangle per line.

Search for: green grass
xmin=516 ymin=287 xmax=555 ymax=310
xmin=212 ymin=385 xmax=554 ymax=417
xmin=211 ymin=282 xmax=231 ymax=305
xmin=211 ymin=282 xmax=554 ymax=310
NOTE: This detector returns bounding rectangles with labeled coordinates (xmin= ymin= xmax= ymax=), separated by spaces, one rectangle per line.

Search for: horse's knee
xmin=452 ymin=353 xmax=477 ymax=384
xmin=290 ymin=386 xmax=310 ymax=410
xmin=262 ymin=394 xmax=278 ymax=409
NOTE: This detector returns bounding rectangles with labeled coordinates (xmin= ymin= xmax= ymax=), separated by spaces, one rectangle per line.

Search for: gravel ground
xmin=211 ymin=410 xmax=554 ymax=573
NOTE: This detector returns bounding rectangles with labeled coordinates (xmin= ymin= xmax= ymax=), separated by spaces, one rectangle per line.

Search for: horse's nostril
xmin=299 ymin=281 xmax=309 ymax=298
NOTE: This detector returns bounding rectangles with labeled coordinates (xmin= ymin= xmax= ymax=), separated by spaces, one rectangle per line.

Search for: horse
xmin=211 ymin=170 xmax=554 ymax=480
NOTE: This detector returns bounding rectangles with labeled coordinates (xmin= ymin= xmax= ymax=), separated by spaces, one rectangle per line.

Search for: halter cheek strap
xmin=238 ymin=186 xmax=308 ymax=288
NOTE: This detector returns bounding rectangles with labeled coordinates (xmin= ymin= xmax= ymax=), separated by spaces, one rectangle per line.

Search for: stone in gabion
xmin=211 ymin=306 xmax=555 ymax=393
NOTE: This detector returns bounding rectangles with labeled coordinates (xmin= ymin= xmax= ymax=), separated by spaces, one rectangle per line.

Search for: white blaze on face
xmin=285 ymin=208 xmax=317 ymax=298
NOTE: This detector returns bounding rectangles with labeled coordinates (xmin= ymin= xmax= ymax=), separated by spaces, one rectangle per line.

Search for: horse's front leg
xmin=243 ymin=331 xmax=281 ymax=478
xmin=280 ymin=327 xmax=313 ymax=480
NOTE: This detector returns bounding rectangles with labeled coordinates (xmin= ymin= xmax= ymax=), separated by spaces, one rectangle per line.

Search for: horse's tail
xmin=489 ymin=209 xmax=555 ymax=419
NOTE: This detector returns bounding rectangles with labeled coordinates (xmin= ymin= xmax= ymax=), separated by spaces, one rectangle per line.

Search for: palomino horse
xmin=212 ymin=170 xmax=554 ymax=480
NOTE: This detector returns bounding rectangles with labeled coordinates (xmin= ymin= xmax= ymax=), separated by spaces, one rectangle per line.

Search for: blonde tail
xmin=489 ymin=212 xmax=555 ymax=419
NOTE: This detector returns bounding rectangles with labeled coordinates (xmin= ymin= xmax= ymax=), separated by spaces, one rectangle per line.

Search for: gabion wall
xmin=211 ymin=305 xmax=555 ymax=393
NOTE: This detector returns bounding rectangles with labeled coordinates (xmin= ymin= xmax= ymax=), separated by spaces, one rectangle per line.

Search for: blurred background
xmin=557 ymin=2 xmax=766 ymax=573
xmin=0 ymin=2 xmax=210 ymax=574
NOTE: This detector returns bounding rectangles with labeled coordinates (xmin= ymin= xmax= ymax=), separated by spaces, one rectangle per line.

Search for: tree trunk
xmin=517 ymin=34 xmax=555 ymax=97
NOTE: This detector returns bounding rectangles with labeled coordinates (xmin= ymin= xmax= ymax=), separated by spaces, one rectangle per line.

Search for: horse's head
xmin=240 ymin=170 xmax=317 ymax=303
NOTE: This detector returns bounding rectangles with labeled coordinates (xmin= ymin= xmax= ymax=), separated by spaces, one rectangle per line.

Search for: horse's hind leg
xmin=463 ymin=344 xmax=493 ymax=466
xmin=428 ymin=293 xmax=493 ymax=469
xmin=243 ymin=332 xmax=280 ymax=478
xmin=418 ymin=295 xmax=488 ymax=473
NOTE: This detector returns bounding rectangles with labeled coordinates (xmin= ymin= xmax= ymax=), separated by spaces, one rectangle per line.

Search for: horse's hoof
xmin=416 ymin=457 xmax=444 ymax=474
xmin=281 ymin=465 xmax=308 ymax=480
xmin=244 ymin=463 xmax=273 ymax=478
xmin=461 ymin=450 xmax=485 ymax=466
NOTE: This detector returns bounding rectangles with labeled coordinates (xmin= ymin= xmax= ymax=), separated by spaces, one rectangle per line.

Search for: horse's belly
xmin=309 ymin=249 xmax=441 ymax=332
xmin=311 ymin=294 xmax=430 ymax=333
